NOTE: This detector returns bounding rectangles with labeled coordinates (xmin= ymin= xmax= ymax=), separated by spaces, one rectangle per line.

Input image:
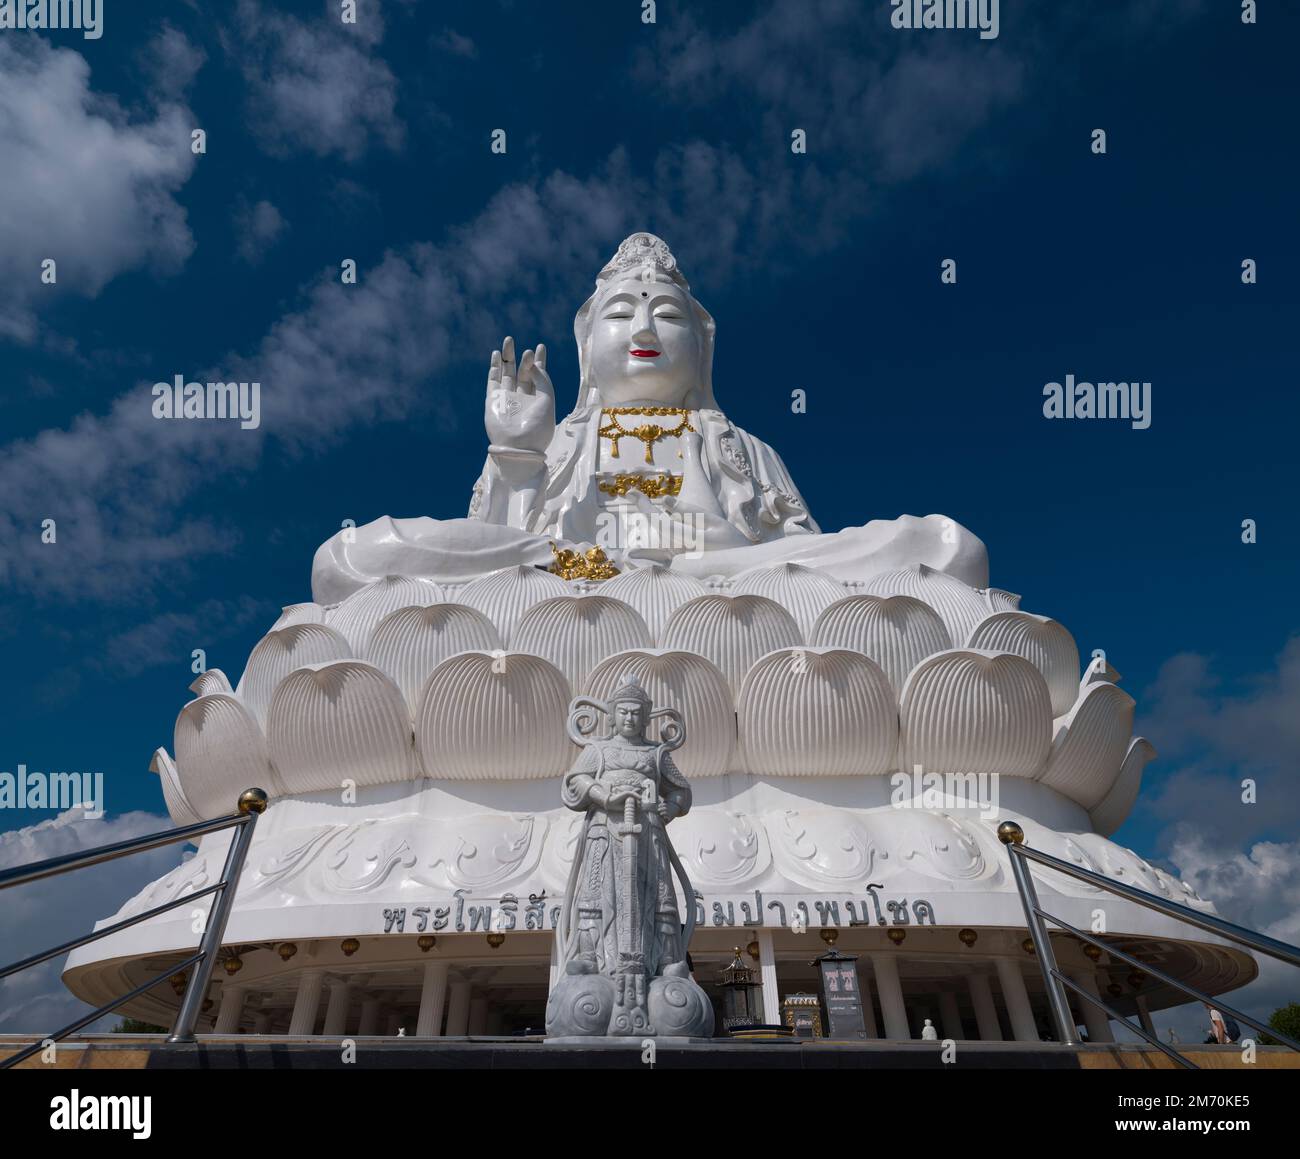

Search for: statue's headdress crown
xmin=597 ymin=232 xmax=689 ymax=291
xmin=610 ymin=673 xmax=653 ymax=709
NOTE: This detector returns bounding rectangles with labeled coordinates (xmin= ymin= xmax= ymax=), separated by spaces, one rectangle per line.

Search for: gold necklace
xmin=598 ymin=407 xmax=694 ymax=464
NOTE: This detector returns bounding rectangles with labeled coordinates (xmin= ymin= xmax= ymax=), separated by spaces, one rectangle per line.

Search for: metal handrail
xmin=0 ymin=788 xmax=267 ymax=1070
xmin=998 ymin=820 xmax=1300 ymax=1069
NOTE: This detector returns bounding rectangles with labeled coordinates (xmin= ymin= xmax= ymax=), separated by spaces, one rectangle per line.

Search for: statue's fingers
xmin=486 ymin=348 xmax=502 ymax=392
xmin=536 ymin=343 xmax=547 ymax=371
xmin=518 ymin=349 xmax=535 ymax=395
xmin=501 ymin=335 xmax=516 ymax=382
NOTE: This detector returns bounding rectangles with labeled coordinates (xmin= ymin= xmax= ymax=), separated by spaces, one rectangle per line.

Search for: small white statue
xmin=545 ymin=675 xmax=713 ymax=1038
xmin=921 ymin=1018 xmax=938 ymax=1041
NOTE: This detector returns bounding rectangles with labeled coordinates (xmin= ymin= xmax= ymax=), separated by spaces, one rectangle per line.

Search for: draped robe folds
xmin=471 ymin=406 xmax=819 ymax=549
xmin=559 ymin=737 xmax=692 ymax=981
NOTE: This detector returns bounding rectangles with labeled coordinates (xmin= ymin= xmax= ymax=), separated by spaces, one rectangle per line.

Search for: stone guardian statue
xmin=545 ymin=675 xmax=714 ymax=1038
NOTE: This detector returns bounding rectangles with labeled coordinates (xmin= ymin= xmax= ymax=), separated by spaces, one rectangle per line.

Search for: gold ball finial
xmin=341 ymin=938 xmax=360 ymax=957
xmin=486 ymin=933 xmax=505 ymax=949
xmin=417 ymin=936 xmax=437 ymax=953
xmin=819 ymin=927 xmax=839 ymax=947
xmin=887 ymin=928 xmax=906 ymax=946
xmin=1022 ymin=938 xmax=1036 ymax=956
xmin=224 ymin=955 xmax=243 ymax=976
xmin=997 ymin=821 xmax=1024 ymax=846
xmin=746 ymin=940 xmax=760 ymax=961
xmin=1083 ymin=942 xmax=1102 ymax=962
xmin=958 ymin=928 xmax=978 ymax=948
xmin=278 ymin=942 xmax=298 ymax=962
xmin=238 ymin=788 xmax=269 ymax=815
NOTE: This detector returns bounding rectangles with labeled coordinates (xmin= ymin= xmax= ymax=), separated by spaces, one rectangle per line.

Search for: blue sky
xmin=1 ymin=0 xmax=1297 ymax=1036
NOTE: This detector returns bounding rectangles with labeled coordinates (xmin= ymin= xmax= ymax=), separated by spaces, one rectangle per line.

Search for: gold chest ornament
xmin=598 ymin=407 xmax=695 ymax=465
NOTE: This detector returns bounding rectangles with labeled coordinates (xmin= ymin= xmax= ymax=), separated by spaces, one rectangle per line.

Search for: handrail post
xmin=998 ymin=821 xmax=1079 ymax=1046
xmin=167 ymin=788 xmax=267 ymax=1043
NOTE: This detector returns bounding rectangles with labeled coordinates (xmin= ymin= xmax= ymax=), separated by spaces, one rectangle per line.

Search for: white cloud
xmin=233 ymin=198 xmax=288 ymax=265
xmin=0 ymin=37 xmax=198 ymax=343
xmin=231 ymin=0 xmax=403 ymax=161
xmin=431 ymin=28 xmax=476 ymax=59
xmin=0 ymin=808 xmax=186 ymax=1035
xmin=1128 ymin=640 xmax=1300 ymax=1044
xmin=1138 ymin=639 xmax=1300 ymax=842
xmin=1145 ymin=830 xmax=1300 ymax=1045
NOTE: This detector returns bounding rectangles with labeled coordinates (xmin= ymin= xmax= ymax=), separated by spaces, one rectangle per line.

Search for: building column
xmin=968 ymin=973 xmax=1003 ymax=1041
xmin=870 ymin=953 xmax=910 ymax=1040
xmin=322 ymin=979 xmax=352 ymax=1036
xmin=213 ymin=985 xmax=245 ymax=1034
xmin=1070 ymin=971 xmax=1114 ymax=1043
xmin=288 ymin=969 xmax=324 ymax=1036
xmin=468 ymin=997 xmax=489 ymax=1036
xmin=939 ymin=991 xmax=964 ymax=1040
xmin=445 ymin=980 xmax=472 ymax=1036
xmin=996 ymin=957 xmax=1039 ymax=1042
xmin=416 ymin=961 xmax=449 ymax=1037
xmin=1134 ymin=994 xmax=1156 ymax=1037
xmin=756 ymin=929 xmax=780 ymax=1025
xmin=858 ymin=964 xmax=880 ymax=1038
xmin=549 ymin=933 xmax=560 ymax=994
xmin=357 ymin=997 xmax=381 ymax=1036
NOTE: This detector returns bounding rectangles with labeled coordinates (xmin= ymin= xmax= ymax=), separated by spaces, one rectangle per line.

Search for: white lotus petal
xmin=365 ymin=603 xmax=502 ymax=712
xmin=238 ymin=624 xmax=353 ymax=727
xmin=267 ymin=661 xmax=414 ymax=794
xmin=458 ymin=564 xmax=572 ymax=642
xmin=900 ymin=649 xmax=1052 ymax=778
xmin=585 ymin=649 xmax=735 ymax=777
xmin=863 ymin=563 xmax=989 ymax=646
xmin=660 ymin=595 xmax=802 ymax=693
xmin=415 ymin=652 xmax=571 ymax=781
xmin=1081 ymin=654 xmax=1123 ymax=691
xmin=597 ymin=565 xmax=709 ymax=640
xmin=512 ymin=595 xmax=651 ymax=688
xmin=811 ymin=594 xmax=951 ymax=696
xmin=149 ymin=747 xmax=201 ymax=827
xmin=967 ymin=611 xmax=1079 ymax=717
xmin=272 ymin=602 xmax=325 ymax=630
xmin=982 ymin=588 xmax=1022 ymax=613
xmin=326 ymin=575 xmax=445 ymax=652
xmin=730 ymin=562 xmax=846 ymax=637
xmin=188 ymin=669 xmax=232 ymax=698
xmin=1090 ymin=737 xmax=1156 ymax=836
xmin=175 ymin=693 xmax=277 ymax=820
xmin=1041 ymin=681 xmax=1135 ymax=808
xmin=739 ymin=647 xmax=897 ymax=777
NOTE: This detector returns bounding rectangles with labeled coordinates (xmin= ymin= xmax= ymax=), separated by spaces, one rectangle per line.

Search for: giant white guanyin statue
xmin=312 ymin=232 xmax=987 ymax=600
xmin=72 ymin=233 xmax=1241 ymax=1041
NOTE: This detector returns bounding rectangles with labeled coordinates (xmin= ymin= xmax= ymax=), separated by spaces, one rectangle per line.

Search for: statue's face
xmin=588 ymin=279 xmax=702 ymax=407
xmin=613 ymin=700 xmax=646 ymax=739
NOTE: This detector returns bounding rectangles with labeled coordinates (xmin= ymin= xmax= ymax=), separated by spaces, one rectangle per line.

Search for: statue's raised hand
xmin=484 ymin=336 xmax=555 ymax=454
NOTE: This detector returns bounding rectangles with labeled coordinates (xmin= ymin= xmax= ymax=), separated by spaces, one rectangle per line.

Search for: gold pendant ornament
xmin=598 ymin=407 xmax=694 ymax=464
xmin=548 ymin=542 xmax=620 ymax=581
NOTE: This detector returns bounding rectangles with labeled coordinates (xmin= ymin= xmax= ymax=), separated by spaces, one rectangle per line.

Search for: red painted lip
xmin=629 ymin=349 xmax=661 ymax=358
